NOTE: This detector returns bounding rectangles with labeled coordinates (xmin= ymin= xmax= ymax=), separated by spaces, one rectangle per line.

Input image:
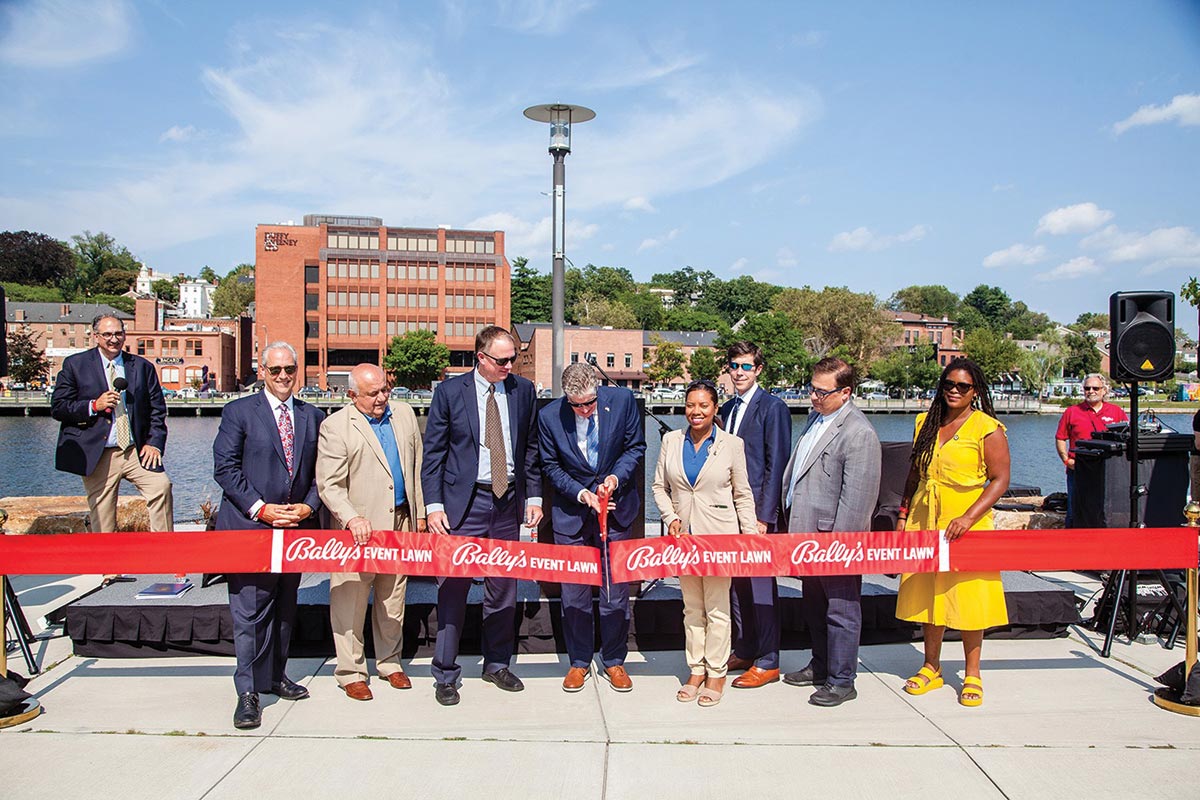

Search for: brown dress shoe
xmin=384 ymin=672 xmax=412 ymax=690
xmin=562 ymin=666 xmax=589 ymax=693
xmin=342 ymin=681 xmax=373 ymax=701
xmin=726 ymin=656 xmax=754 ymax=672
xmin=732 ymin=666 xmax=780 ymax=689
xmin=604 ymin=665 xmax=633 ymax=692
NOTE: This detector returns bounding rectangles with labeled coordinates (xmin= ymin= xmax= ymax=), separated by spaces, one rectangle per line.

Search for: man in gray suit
xmin=779 ymin=357 xmax=881 ymax=707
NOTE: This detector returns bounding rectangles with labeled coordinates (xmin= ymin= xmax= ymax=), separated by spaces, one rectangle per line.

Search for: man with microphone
xmin=52 ymin=313 xmax=174 ymax=579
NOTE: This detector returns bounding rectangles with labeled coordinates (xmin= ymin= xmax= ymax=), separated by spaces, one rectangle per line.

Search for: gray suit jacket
xmin=780 ymin=401 xmax=881 ymax=533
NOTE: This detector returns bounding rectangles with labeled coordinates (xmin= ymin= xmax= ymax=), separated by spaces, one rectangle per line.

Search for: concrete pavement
xmin=2 ymin=574 xmax=1197 ymax=799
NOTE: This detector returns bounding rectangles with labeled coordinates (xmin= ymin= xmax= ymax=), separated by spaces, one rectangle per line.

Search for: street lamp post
xmin=523 ymin=103 xmax=595 ymax=397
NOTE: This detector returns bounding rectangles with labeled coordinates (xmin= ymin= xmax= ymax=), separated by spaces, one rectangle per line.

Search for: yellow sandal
xmin=959 ymin=676 xmax=983 ymax=707
xmin=904 ymin=666 xmax=944 ymax=696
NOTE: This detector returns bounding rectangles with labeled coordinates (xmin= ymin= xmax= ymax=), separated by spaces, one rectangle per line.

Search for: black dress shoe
xmin=269 ymin=677 xmax=310 ymax=700
xmin=809 ymin=683 xmax=857 ymax=707
xmin=482 ymin=667 xmax=525 ymax=692
xmin=435 ymin=682 xmax=460 ymax=706
xmin=233 ymin=693 xmax=261 ymax=729
xmin=782 ymin=665 xmax=826 ymax=687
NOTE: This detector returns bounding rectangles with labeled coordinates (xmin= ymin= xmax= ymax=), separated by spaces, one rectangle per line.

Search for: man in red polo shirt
xmin=1055 ymin=373 xmax=1127 ymax=527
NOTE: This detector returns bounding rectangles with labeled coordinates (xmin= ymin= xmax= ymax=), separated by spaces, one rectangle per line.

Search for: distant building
xmin=255 ymin=214 xmax=511 ymax=389
xmin=135 ymin=265 xmax=174 ymax=296
xmin=4 ymin=302 xmax=133 ymax=382
xmin=130 ymin=298 xmax=250 ymax=392
xmin=889 ymin=311 xmax=966 ymax=366
xmin=177 ymin=279 xmax=216 ymax=318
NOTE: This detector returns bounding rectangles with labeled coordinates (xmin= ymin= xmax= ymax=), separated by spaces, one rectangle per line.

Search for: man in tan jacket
xmin=317 ymin=363 xmax=425 ymax=701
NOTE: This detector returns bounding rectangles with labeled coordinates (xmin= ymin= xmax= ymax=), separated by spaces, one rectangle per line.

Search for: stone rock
xmin=0 ymin=496 xmax=150 ymax=535
xmin=994 ymin=496 xmax=1065 ymax=531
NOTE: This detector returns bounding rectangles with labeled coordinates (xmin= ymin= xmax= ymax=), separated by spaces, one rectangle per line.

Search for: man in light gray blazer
xmin=779 ymin=357 xmax=881 ymax=707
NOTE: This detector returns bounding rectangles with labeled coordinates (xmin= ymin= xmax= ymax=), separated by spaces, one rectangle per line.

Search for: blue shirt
xmin=682 ymin=426 xmax=718 ymax=488
xmin=364 ymin=405 xmax=406 ymax=507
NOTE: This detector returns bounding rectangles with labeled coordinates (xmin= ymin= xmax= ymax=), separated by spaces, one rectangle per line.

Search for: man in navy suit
xmin=721 ymin=341 xmax=792 ymax=689
xmin=51 ymin=313 xmax=174 ymax=545
xmin=539 ymin=363 xmax=646 ymax=693
xmin=213 ymin=342 xmax=324 ymax=729
xmin=422 ymin=326 xmax=542 ymax=706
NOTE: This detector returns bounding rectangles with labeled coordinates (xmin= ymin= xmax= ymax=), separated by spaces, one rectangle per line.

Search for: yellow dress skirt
xmin=895 ymin=411 xmax=1010 ymax=631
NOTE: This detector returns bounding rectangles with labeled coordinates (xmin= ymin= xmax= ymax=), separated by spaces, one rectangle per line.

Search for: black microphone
xmin=113 ymin=378 xmax=128 ymax=392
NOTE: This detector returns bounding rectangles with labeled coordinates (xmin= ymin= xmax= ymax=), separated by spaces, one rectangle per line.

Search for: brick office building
xmin=891 ymin=311 xmax=966 ymax=366
xmin=255 ymin=214 xmax=511 ymax=389
xmin=129 ymin=298 xmax=248 ymax=392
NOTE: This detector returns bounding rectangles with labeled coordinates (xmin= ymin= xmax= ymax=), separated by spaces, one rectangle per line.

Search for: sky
xmin=2 ymin=0 xmax=1199 ymax=331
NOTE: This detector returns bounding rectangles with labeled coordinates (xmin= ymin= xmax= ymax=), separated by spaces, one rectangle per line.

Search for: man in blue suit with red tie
xmin=539 ymin=363 xmax=646 ymax=693
xmin=213 ymin=342 xmax=324 ymax=729
xmin=422 ymin=326 xmax=542 ymax=706
xmin=722 ymin=341 xmax=792 ymax=689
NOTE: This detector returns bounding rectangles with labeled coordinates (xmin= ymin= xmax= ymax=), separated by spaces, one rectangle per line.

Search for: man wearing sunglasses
xmin=213 ymin=342 xmax=325 ymax=729
xmin=1054 ymin=373 xmax=1126 ymax=527
xmin=720 ymin=341 xmax=791 ymax=689
xmin=422 ymin=325 xmax=543 ymax=706
xmin=538 ymin=362 xmax=646 ymax=693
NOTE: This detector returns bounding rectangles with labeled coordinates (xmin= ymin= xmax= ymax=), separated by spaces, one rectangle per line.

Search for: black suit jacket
xmin=51 ymin=349 xmax=168 ymax=477
xmin=721 ymin=388 xmax=791 ymax=529
xmin=212 ymin=392 xmax=324 ymax=530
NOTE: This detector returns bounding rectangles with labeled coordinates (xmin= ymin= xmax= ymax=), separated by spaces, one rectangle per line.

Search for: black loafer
xmin=269 ymin=676 xmax=310 ymax=701
xmin=782 ymin=665 xmax=826 ymax=687
xmin=481 ymin=667 xmax=525 ymax=692
xmin=809 ymin=683 xmax=857 ymax=707
xmin=435 ymin=682 xmax=460 ymax=706
xmin=233 ymin=692 xmax=261 ymax=729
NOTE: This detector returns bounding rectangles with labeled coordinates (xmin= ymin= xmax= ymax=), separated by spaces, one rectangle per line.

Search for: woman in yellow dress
xmin=895 ymin=357 xmax=1011 ymax=707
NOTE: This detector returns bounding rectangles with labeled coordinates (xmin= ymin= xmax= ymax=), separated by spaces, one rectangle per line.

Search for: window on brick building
xmin=162 ymin=339 xmax=179 ymax=356
xmin=305 ymin=293 xmax=319 ymax=311
xmin=305 ymin=265 xmax=319 ymax=283
xmin=607 ymin=353 xmax=615 ymax=368
xmin=186 ymin=339 xmax=203 ymax=356
xmin=625 ymin=353 xmax=632 ymax=368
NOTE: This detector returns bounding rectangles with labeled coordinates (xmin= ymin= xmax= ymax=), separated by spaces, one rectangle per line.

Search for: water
xmin=3 ymin=412 xmax=1191 ymax=524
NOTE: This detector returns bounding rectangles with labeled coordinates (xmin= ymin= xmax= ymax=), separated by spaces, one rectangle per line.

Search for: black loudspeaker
xmin=0 ymin=285 xmax=7 ymax=376
xmin=1073 ymin=439 xmax=1189 ymax=529
xmin=1109 ymin=291 xmax=1175 ymax=382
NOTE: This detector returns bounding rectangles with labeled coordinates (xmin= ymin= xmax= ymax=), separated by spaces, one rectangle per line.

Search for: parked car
xmin=298 ymin=386 xmax=323 ymax=398
xmin=178 ymin=388 xmax=199 ymax=399
xmin=652 ymin=387 xmax=685 ymax=401
xmin=864 ymin=392 xmax=889 ymax=401
xmin=161 ymin=389 xmax=179 ymax=399
xmin=390 ymin=386 xmax=412 ymax=398
xmin=410 ymin=389 xmax=433 ymax=400
xmin=780 ymin=389 xmax=803 ymax=401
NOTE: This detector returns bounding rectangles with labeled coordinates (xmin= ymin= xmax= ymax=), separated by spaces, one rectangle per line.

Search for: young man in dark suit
xmin=213 ymin=342 xmax=324 ymax=729
xmin=421 ymin=326 xmax=542 ymax=706
xmin=539 ymin=363 xmax=646 ymax=692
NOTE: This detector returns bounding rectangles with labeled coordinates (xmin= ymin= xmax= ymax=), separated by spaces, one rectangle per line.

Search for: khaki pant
xmin=330 ymin=507 xmax=410 ymax=686
xmin=680 ymin=575 xmax=732 ymax=678
xmin=82 ymin=446 xmax=174 ymax=533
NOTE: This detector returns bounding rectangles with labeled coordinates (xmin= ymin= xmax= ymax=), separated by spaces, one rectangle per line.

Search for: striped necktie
xmin=108 ymin=362 xmax=132 ymax=450
xmin=586 ymin=415 xmax=599 ymax=469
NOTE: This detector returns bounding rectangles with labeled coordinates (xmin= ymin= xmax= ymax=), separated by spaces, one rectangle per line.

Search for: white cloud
xmin=159 ymin=125 xmax=197 ymax=143
xmin=776 ymin=248 xmax=798 ymax=268
xmin=495 ymin=0 xmax=595 ymax=35
xmin=827 ymin=224 xmax=928 ymax=252
xmin=982 ymin=243 xmax=1047 ymax=268
xmin=1113 ymin=93 xmax=1200 ymax=135
xmin=992 ymin=183 xmax=1014 ymax=192
xmin=791 ymin=30 xmax=827 ymax=48
xmin=730 ymin=257 xmax=749 ymax=273
xmin=1036 ymin=202 xmax=1115 ymax=235
xmin=623 ymin=196 xmax=657 ymax=213
xmin=583 ymin=39 xmax=702 ymax=91
xmin=637 ymin=227 xmax=680 ymax=252
xmin=466 ymin=211 xmax=597 ymax=259
xmin=0 ymin=0 xmax=133 ymax=68
xmin=1035 ymin=256 xmax=1101 ymax=282
xmin=1080 ymin=224 xmax=1200 ymax=273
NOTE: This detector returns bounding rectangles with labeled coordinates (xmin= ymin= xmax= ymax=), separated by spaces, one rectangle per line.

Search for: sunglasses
xmin=266 ymin=365 xmax=298 ymax=376
xmin=727 ymin=362 xmax=757 ymax=372
xmin=941 ymin=379 xmax=974 ymax=394
xmin=810 ymin=386 xmax=843 ymax=399
xmin=1083 ymin=386 xmax=1104 ymax=392
xmin=479 ymin=351 xmax=517 ymax=367
xmin=567 ymin=396 xmax=598 ymax=408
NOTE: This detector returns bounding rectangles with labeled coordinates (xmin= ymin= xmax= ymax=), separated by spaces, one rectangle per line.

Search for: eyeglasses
xmin=727 ymin=362 xmax=757 ymax=372
xmin=1083 ymin=385 xmax=1104 ymax=392
xmin=810 ymin=386 xmax=844 ymax=399
xmin=567 ymin=396 xmax=597 ymax=409
xmin=941 ymin=380 xmax=975 ymax=394
xmin=479 ymin=351 xmax=517 ymax=367
xmin=96 ymin=331 xmax=126 ymax=339
xmin=266 ymin=365 xmax=298 ymax=376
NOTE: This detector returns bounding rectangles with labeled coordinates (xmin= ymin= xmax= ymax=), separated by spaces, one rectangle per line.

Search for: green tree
xmin=2 ymin=281 xmax=65 ymax=302
xmin=0 ymin=230 xmax=76 ymax=287
xmin=383 ymin=330 xmax=451 ymax=388
xmin=962 ymin=284 xmax=1012 ymax=331
xmin=701 ymin=275 xmax=782 ymax=326
xmin=886 ymin=284 xmax=960 ymax=319
xmin=687 ymin=347 xmax=722 ymax=383
xmin=868 ymin=343 xmax=942 ymax=391
xmin=5 ymin=324 xmax=51 ymax=385
xmin=198 ymin=265 xmax=220 ymax=284
xmin=664 ymin=307 xmax=729 ymax=334
xmin=212 ymin=263 xmax=255 ymax=317
xmin=1003 ymin=301 xmax=1053 ymax=340
xmin=719 ymin=312 xmax=809 ymax=387
xmin=649 ymin=266 xmax=716 ymax=307
xmin=509 ymin=257 xmax=551 ymax=323
xmin=962 ymin=328 xmax=1023 ymax=381
xmin=68 ymin=231 xmax=140 ymax=298
xmin=578 ymin=264 xmax=635 ymax=300
xmin=1062 ymin=330 xmax=1101 ymax=378
xmin=645 ymin=335 xmax=687 ymax=386
xmin=772 ymin=286 xmax=894 ymax=368
xmin=89 ymin=294 xmax=135 ymax=314
xmin=151 ymin=278 xmax=179 ymax=303
xmin=572 ymin=293 xmax=639 ymax=329
xmin=619 ymin=290 xmax=667 ymax=329
xmin=1074 ymin=311 xmax=1109 ymax=331
xmin=1018 ymin=335 xmax=1064 ymax=395
xmin=93 ymin=268 xmax=137 ymax=295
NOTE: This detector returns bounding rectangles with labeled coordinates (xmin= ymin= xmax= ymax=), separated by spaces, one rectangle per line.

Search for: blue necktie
xmin=586 ymin=416 xmax=598 ymax=469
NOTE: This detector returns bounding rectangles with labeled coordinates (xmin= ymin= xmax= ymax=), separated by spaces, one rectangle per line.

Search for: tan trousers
xmin=82 ymin=446 xmax=174 ymax=533
xmin=330 ymin=507 xmax=410 ymax=686
xmin=680 ymin=575 xmax=732 ymax=678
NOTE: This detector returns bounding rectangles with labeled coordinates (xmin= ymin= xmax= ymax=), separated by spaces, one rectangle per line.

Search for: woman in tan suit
xmin=653 ymin=380 xmax=758 ymax=707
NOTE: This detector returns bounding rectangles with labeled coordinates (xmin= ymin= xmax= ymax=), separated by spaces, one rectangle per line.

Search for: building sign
xmin=263 ymin=231 xmax=299 ymax=251
xmin=156 ymin=357 xmax=183 ymax=365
